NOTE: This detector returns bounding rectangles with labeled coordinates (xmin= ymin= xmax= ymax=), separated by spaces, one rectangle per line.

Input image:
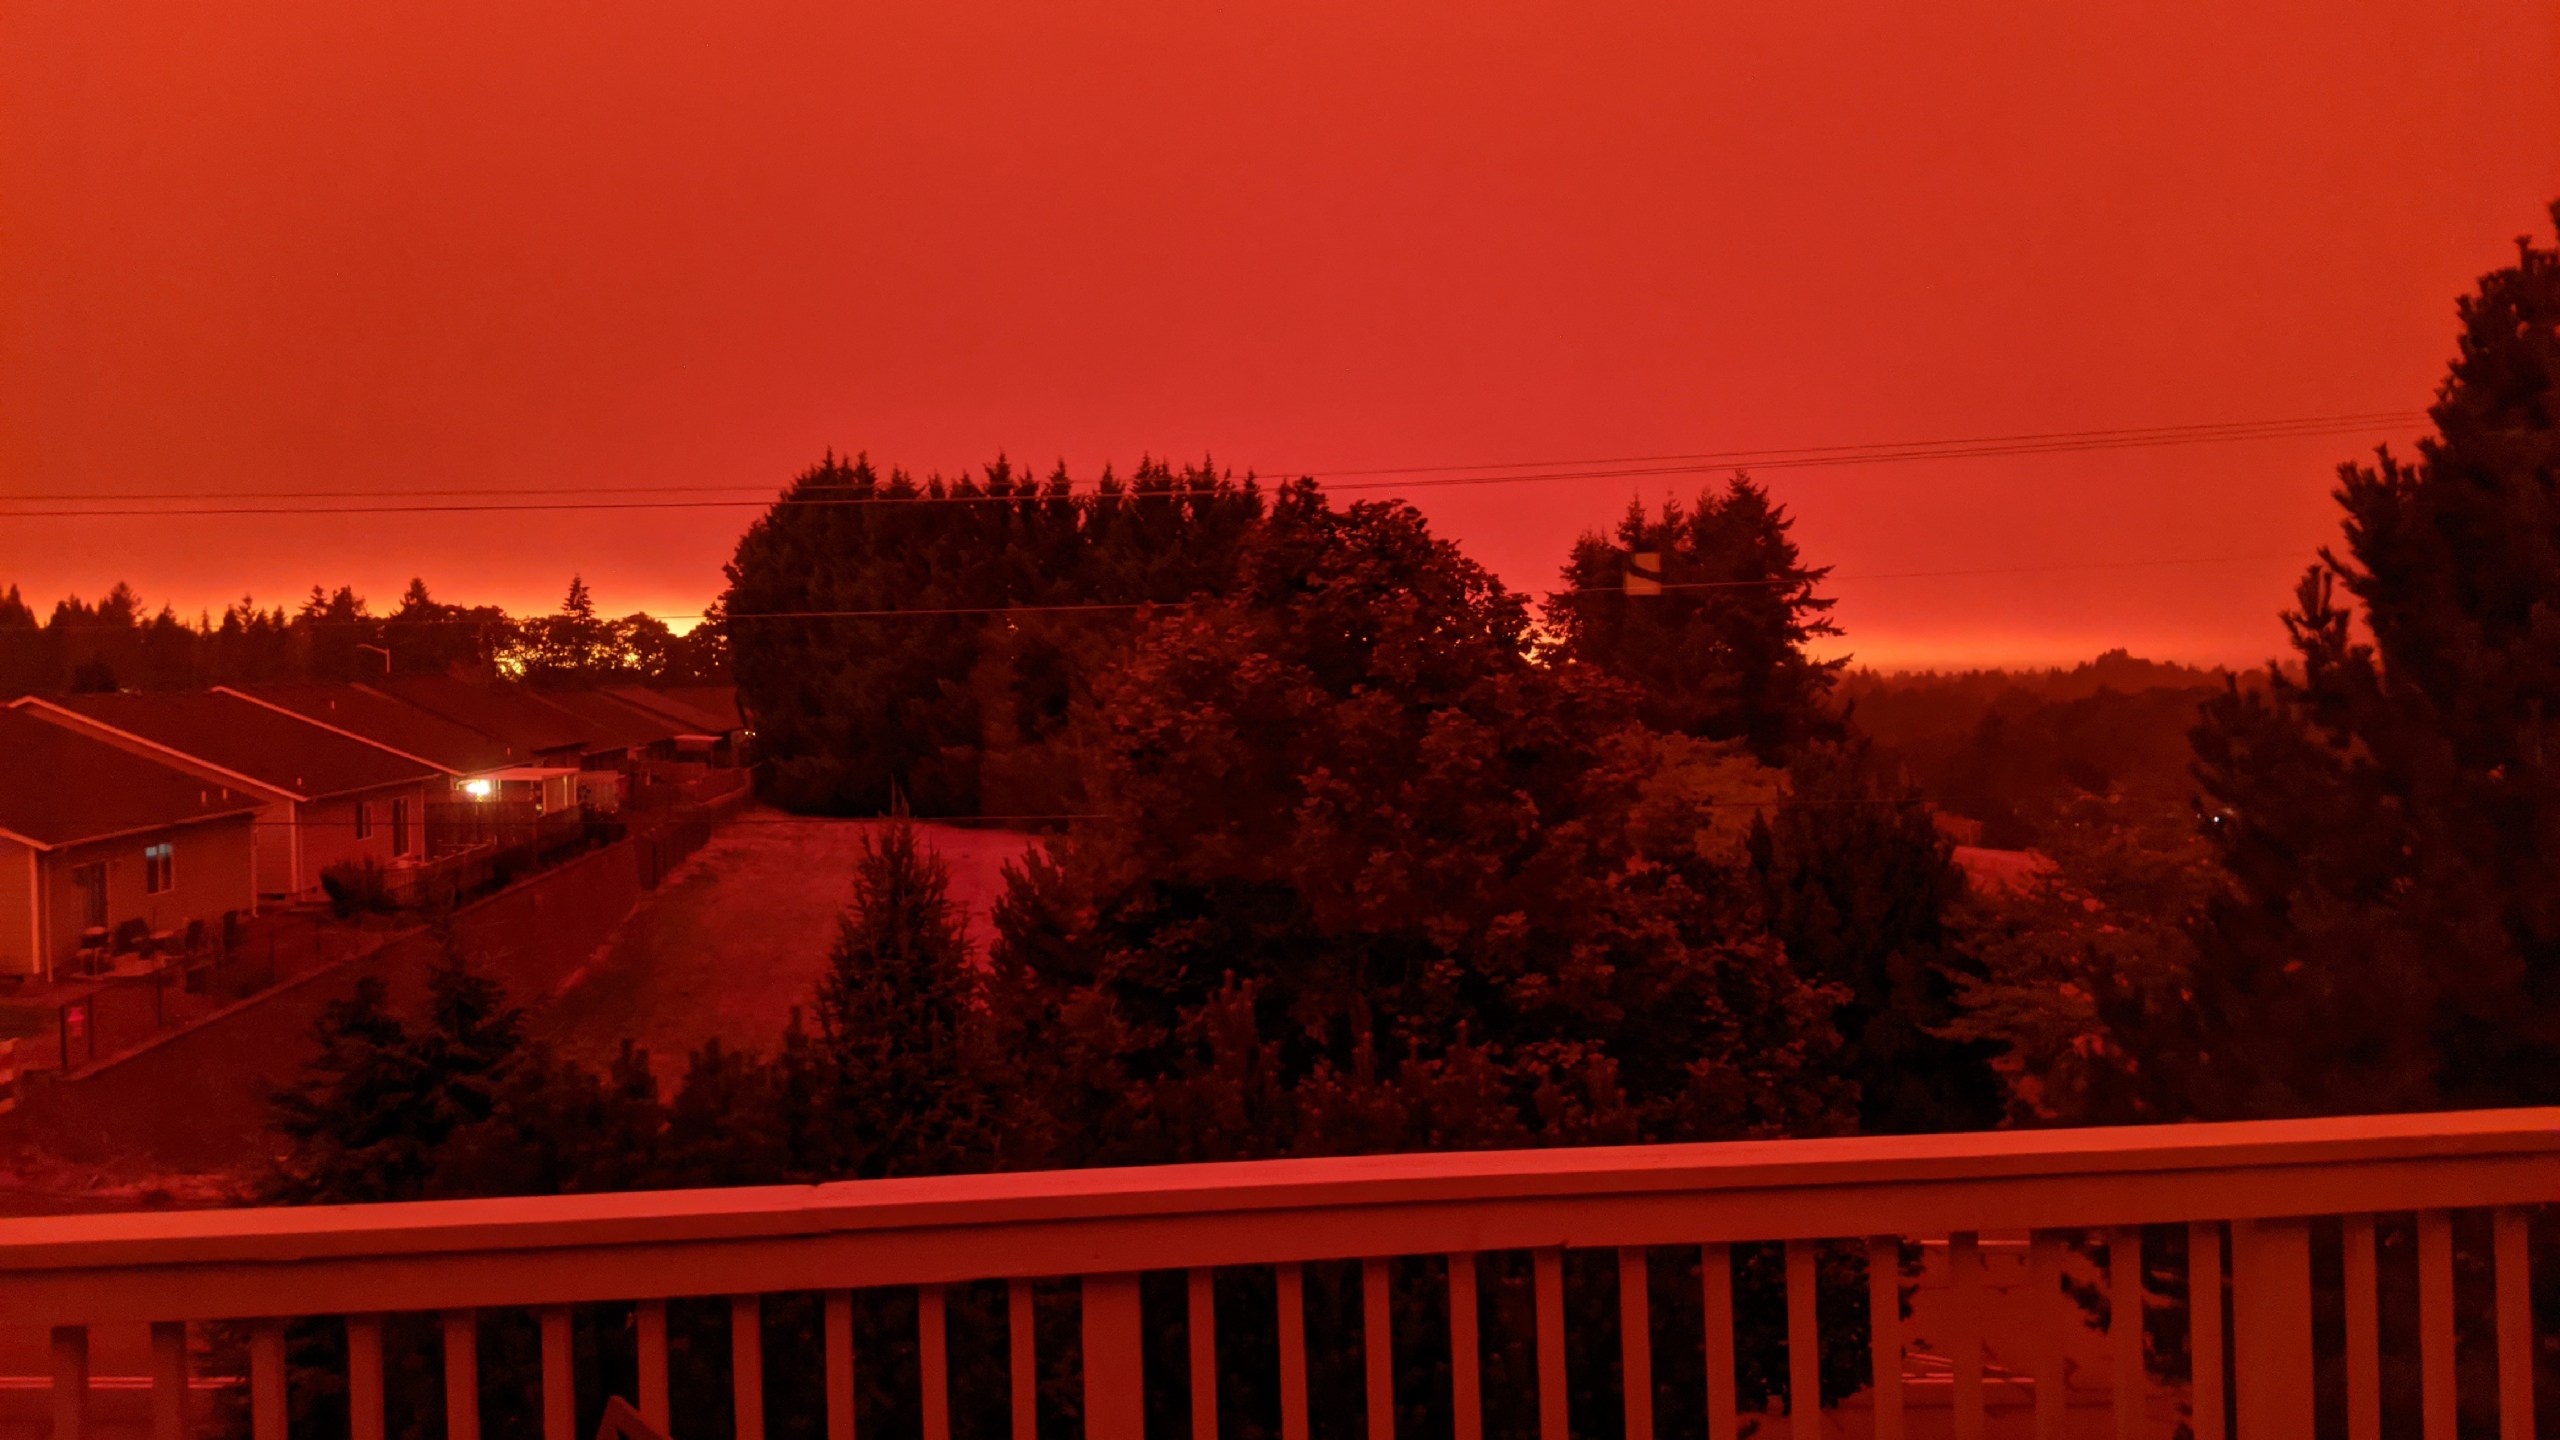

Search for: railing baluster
xmin=2110 ymin=1227 xmax=2144 ymax=1440
xmin=1007 ymin=1280 xmax=1034 ymax=1440
xmin=2342 ymin=1215 xmax=2377 ymax=1440
xmin=2230 ymin=1218 xmax=2314 ymax=1440
xmin=827 ymin=1290 xmax=859 ymax=1440
xmin=2494 ymin=1208 xmax=2534 ymax=1440
xmin=443 ymin=1310 xmax=480 ymax=1440
xmin=151 ymin=1320 xmax=189 ymax=1440
xmin=921 ymin=1284 xmax=952 ymax=1440
xmin=1278 ymin=1263 xmax=1310 ymax=1440
xmin=733 ymin=1294 xmax=767 ymax=1440
xmin=1867 ymin=1236 xmax=1904 ymax=1440
xmin=541 ymin=1306 xmax=576 ymax=1440
xmin=1190 ymin=1268 xmax=1219 ymax=1440
xmin=2419 ymin=1210 xmax=2456 ymax=1440
xmin=1702 ymin=1243 xmax=1738 ymax=1440
xmin=1535 ymin=1248 xmax=1568 ymax=1440
xmin=1785 ymin=1240 xmax=1820 ymax=1430
xmin=2030 ymin=1234 xmax=2065 ymax=1440
xmin=636 ymin=1299 xmax=671 ymax=1431
xmin=1619 ymin=1247 xmax=1653 ymax=1440
xmin=251 ymin=1318 xmax=287 ymax=1440
xmin=1448 ymin=1254 xmax=1483 ymax=1440
xmin=1365 ymin=1257 xmax=1396 ymax=1440
xmin=348 ymin=1315 xmax=385 ymax=1440
xmin=1086 ymin=1273 xmax=1146 ymax=1440
xmin=52 ymin=1324 xmax=88 ymax=1440
xmin=2189 ymin=1222 xmax=2226 ymax=1440
xmin=1950 ymin=1232 xmax=1984 ymax=1440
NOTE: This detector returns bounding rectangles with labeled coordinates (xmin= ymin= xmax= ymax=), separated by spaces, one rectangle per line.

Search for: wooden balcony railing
xmin=6 ymin=1109 xmax=2553 ymax=1440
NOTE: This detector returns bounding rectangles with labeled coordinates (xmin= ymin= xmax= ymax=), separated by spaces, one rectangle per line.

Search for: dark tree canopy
xmin=1549 ymin=475 xmax=1845 ymax=763
xmin=722 ymin=453 xmax=1262 ymax=817
xmin=1747 ymin=740 xmax=2005 ymax=1135
xmin=988 ymin=482 xmax=1853 ymax=1166
xmin=2184 ymin=205 xmax=2560 ymax=1119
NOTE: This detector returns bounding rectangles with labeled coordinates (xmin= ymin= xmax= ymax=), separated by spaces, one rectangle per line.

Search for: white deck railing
xmin=6 ymin=1109 xmax=2554 ymax=1440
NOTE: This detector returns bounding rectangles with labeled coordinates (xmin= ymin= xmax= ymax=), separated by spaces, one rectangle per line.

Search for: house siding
xmin=250 ymin=803 xmax=298 ymax=899
xmin=299 ymin=782 xmax=433 ymax=884
xmin=0 ymin=837 xmax=37 ymax=978
xmin=27 ymin=815 xmax=257 ymax=977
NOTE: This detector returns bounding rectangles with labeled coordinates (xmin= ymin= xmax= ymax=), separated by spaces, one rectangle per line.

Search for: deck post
xmin=1085 ymin=1272 xmax=1146 ymax=1440
xmin=2229 ymin=1218 xmax=2314 ymax=1440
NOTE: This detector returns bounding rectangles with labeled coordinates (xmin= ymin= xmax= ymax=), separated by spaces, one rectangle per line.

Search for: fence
xmin=7 ymin=1109 xmax=2554 ymax=1440
xmin=47 ymin=913 xmax=363 ymax=1076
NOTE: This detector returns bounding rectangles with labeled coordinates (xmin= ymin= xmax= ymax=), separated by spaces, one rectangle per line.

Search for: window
xmin=73 ymin=863 xmax=108 ymax=929
xmin=354 ymin=801 xmax=373 ymax=841
xmin=144 ymin=843 xmax=174 ymax=895
xmin=391 ymin=799 xmax=411 ymax=858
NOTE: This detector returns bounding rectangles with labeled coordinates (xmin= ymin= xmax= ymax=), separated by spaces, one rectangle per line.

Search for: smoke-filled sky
xmin=4 ymin=1 xmax=2554 ymax=668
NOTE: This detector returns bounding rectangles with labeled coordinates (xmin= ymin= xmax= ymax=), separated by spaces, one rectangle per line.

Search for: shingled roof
xmin=360 ymin=677 xmax=595 ymax=757
xmin=217 ymin=684 xmax=515 ymax=775
xmin=0 ymin=707 xmax=261 ymax=850
xmin=22 ymin=691 xmax=440 ymax=801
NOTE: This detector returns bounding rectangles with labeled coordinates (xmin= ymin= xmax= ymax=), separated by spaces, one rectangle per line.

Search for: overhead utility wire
xmin=10 ymin=411 xmax=2417 ymax=501
xmin=4 ymin=411 xmax=2424 ymax=515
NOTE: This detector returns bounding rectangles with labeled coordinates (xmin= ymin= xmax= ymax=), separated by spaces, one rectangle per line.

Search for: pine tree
xmin=1550 ymin=474 xmax=1844 ymax=762
xmin=264 ymin=978 xmax=434 ymax=1205
xmin=806 ymin=814 xmax=999 ymax=1178
xmin=2184 ymin=204 xmax=2560 ymax=1118
xmin=1747 ymin=740 xmax=2004 ymax=1134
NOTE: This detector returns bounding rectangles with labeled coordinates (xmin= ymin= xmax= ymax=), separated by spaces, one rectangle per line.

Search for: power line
xmin=1 ymin=411 xmax=2423 ymax=516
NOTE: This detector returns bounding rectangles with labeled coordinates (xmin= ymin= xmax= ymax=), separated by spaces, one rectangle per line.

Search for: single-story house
xmin=357 ymin=677 xmax=595 ymax=817
xmin=12 ymin=691 xmax=440 ymax=902
xmin=602 ymin=686 xmax=744 ymax=764
xmin=216 ymin=684 xmax=532 ymax=855
xmin=525 ymin=688 xmax=692 ymax=810
xmin=0 ymin=707 xmax=260 ymax=981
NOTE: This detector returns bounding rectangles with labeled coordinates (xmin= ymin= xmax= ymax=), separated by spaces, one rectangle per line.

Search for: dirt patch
xmin=530 ymin=810 xmax=1035 ymax=1076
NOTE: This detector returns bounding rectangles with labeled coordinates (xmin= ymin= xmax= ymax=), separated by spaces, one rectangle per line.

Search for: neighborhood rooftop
xmin=216 ymin=683 xmax=518 ymax=775
xmin=603 ymin=685 xmax=734 ymax=735
xmin=18 ymin=690 xmax=442 ymax=801
xmin=0 ymin=706 xmax=261 ymax=850
xmin=362 ymin=675 xmax=597 ymax=757
xmin=528 ymin=687 xmax=693 ymax=749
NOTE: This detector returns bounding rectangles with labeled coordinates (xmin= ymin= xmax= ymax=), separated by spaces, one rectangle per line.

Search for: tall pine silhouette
xmin=2185 ymin=203 xmax=2560 ymax=1117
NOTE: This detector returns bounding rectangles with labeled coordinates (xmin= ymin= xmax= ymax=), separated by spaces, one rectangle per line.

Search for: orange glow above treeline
xmin=2 ymin=1 xmax=2554 ymax=668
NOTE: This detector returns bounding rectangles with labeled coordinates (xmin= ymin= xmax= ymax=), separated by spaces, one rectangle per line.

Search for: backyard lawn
xmin=532 ymin=808 xmax=1034 ymax=1076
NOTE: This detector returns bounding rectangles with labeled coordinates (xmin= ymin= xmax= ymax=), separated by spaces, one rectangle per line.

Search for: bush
xmin=319 ymin=860 xmax=395 ymax=919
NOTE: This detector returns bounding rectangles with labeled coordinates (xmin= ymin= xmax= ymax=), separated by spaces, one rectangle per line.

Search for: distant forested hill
xmin=1838 ymin=649 xmax=2251 ymax=845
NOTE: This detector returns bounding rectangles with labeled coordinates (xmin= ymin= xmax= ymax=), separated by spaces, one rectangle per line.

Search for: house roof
xmin=359 ymin=677 xmax=596 ymax=757
xmin=0 ymin=707 xmax=261 ymax=850
xmin=603 ymin=686 xmax=736 ymax=736
xmin=655 ymin=685 xmax=743 ymax=729
xmin=21 ymin=692 xmax=441 ymax=802
xmin=218 ymin=684 xmax=515 ymax=776
xmin=527 ymin=688 xmax=688 ymax=749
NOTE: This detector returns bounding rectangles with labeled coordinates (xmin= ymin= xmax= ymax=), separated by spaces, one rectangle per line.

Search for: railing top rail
xmin=4 ymin=1108 xmax=2554 ymax=1276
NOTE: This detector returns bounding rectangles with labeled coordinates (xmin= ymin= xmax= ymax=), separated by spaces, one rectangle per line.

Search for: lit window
xmin=354 ymin=802 xmax=373 ymax=840
xmin=144 ymin=843 xmax=174 ymax=895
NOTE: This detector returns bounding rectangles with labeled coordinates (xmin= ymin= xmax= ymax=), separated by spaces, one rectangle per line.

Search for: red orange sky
xmin=4 ymin=1 xmax=2555 ymax=669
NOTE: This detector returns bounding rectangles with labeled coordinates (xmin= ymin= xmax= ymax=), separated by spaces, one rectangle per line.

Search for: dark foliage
xmin=1548 ymin=475 xmax=1844 ymax=763
xmin=1747 ymin=741 xmax=2004 ymax=1135
xmin=0 ymin=575 xmax=724 ymax=694
xmin=721 ymin=453 xmax=1261 ymax=817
